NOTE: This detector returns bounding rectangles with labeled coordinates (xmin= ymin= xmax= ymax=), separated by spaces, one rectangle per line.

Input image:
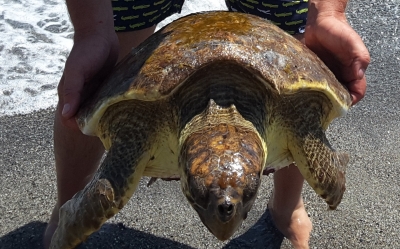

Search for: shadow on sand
xmin=0 ymin=209 xmax=283 ymax=249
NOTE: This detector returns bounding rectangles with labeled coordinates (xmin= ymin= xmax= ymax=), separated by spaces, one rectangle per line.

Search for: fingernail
xmin=62 ymin=104 xmax=70 ymax=116
xmin=358 ymin=68 xmax=365 ymax=79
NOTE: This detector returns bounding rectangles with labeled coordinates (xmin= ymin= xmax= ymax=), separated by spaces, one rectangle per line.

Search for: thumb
xmin=341 ymin=28 xmax=370 ymax=83
xmin=352 ymin=52 xmax=370 ymax=81
xmin=61 ymin=64 xmax=86 ymax=119
xmin=344 ymin=32 xmax=370 ymax=105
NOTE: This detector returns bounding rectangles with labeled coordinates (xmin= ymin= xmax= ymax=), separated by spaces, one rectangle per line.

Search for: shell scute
xmin=77 ymin=11 xmax=351 ymax=133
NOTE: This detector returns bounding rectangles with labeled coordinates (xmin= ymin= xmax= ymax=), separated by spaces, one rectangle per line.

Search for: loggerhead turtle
xmin=50 ymin=11 xmax=351 ymax=248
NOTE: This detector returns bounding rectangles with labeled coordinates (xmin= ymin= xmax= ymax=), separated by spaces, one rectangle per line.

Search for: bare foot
xmin=269 ymin=164 xmax=312 ymax=249
xmin=43 ymin=204 xmax=59 ymax=249
xmin=269 ymin=195 xmax=312 ymax=249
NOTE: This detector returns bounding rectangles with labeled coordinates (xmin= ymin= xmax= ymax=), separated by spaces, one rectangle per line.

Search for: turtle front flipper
xmin=289 ymin=129 xmax=349 ymax=210
xmin=50 ymin=100 xmax=173 ymax=249
xmin=284 ymin=94 xmax=349 ymax=210
xmin=50 ymin=138 xmax=148 ymax=249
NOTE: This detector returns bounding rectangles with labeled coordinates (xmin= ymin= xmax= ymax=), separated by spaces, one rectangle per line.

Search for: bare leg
xmin=269 ymin=164 xmax=312 ymax=249
xmin=43 ymin=26 xmax=156 ymax=249
xmin=115 ymin=27 xmax=157 ymax=61
xmin=267 ymin=33 xmax=311 ymax=249
xmin=294 ymin=33 xmax=305 ymax=44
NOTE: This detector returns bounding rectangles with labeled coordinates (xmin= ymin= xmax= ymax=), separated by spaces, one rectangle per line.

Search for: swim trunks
xmin=226 ymin=0 xmax=308 ymax=34
xmin=112 ymin=0 xmax=185 ymax=32
xmin=112 ymin=0 xmax=308 ymax=34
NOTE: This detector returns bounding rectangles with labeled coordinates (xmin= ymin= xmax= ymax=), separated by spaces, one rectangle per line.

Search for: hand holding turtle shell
xmin=58 ymin=31 xmax=119 ymax=129
xmin=305 ymin=0 xmax=370 ymax=105
xmin=58 ymin=0 xmax=118 ymax=129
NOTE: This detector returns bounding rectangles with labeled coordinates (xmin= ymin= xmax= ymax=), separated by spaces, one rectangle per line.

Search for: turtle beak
xmin=216 ymin=197 xmax=237 ymax=223
xmin=191 ymin=186 xmax=251 ymax=241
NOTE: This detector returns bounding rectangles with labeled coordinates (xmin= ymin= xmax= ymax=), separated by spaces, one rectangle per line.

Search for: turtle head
xmin=179 ymin=100 xmax=266 ymax=240
xmin=183 ymin=158 xmax=262 ymax=241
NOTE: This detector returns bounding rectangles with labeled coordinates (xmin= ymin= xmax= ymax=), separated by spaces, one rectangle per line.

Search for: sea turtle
xmin=50 ymin=11 xmax=351 ymax=248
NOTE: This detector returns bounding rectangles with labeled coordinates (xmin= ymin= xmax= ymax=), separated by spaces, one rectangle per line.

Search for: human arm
xmin=305 ymin=0 xmax=370 ymax=105
xmin=60 ymin=0 xmax=119 ymax=127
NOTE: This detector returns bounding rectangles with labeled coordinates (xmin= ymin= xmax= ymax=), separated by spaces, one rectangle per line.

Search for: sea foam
xmin=0 ymin=0 xmax=226 ymax=117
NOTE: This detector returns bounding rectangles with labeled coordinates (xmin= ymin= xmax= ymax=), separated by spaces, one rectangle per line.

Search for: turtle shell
xmin=77 ymin=11 xmax=351 ymax=135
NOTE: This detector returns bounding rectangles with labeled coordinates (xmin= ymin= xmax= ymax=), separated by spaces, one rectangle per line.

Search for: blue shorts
xmin=112 ymin=0 xmax=307 ymax=34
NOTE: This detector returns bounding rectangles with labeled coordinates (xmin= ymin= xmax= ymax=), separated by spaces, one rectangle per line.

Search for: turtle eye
xmin=242 ymin=173 xmax=260 ymax=205
xmin=186 ymin=176 xmax=210 ymax=209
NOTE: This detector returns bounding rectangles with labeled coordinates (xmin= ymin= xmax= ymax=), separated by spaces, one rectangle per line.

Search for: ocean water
xmin=0 ymin=0 xmax=227 ymax=117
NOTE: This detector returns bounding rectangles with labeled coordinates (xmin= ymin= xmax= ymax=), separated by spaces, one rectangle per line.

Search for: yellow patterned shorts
xmin=112 ymin=0 xmax=308 ymax=34
xmin=226 ymin=0 xmax=308 ymax=34
xmin=112 ymin=0 xmax=185 ymax=31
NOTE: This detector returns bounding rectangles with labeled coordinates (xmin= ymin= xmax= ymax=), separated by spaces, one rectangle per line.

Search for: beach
xmin=0 ymin=0 xmax=399 ymax=248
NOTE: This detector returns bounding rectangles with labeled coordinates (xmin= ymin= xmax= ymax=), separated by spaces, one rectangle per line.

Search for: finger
xmin=341 ymin=32 xmax=369 ymax=104
xmin=346 ymin=75 xmax=367 ymax=105
xmin=57 ymin=103 xmax=81 ymax=130
xmin=61 ymin=62 xmax=86 ymax=119
xmin=352 ymin=52 xmax=370 ymax=81
xmin=56 ymin=75 xmax=81 ymax=130
xmin=340 ymin=29 xmax=370 ymax=83
xmin=63 ymin=116 xmax=81 ymax=130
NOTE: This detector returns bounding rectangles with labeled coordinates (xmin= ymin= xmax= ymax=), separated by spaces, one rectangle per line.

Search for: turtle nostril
xmin=218 ymin=202 xmax=234 ymax=217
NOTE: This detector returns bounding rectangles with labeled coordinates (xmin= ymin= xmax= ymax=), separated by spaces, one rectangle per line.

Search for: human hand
xmin=305 ymin=2 xmax=370 ymax=105
xmin=58 ymin=30 xmax=119 ymax=129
